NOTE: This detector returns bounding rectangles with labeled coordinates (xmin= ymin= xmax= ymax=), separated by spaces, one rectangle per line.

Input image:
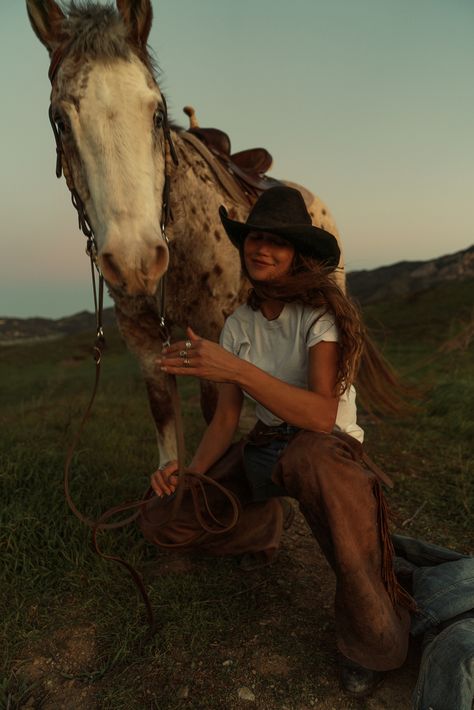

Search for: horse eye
xmin=154 ymin=109 xmax=164 ymax=129
xmin=54 ymin=115 xmax=69 ymax=135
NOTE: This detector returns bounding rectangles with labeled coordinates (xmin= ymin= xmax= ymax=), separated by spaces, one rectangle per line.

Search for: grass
xmin=1 ymin=279 xmax=473 ymax=709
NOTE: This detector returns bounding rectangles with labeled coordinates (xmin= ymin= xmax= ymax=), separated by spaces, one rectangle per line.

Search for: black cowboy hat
xmin=219 ymin=185 xmax=340 ymax=268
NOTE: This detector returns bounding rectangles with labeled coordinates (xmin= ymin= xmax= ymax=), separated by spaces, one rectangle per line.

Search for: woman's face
xmin=243 ymin=231 xmax=295 ymax=282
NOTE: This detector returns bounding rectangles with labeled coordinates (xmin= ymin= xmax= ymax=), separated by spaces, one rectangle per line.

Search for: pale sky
xmin=1 ymin=0 xmax=473 ymax=318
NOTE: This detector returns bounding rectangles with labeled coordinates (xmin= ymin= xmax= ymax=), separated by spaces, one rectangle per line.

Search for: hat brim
xmin=219 ymin=205 xmax=340 ymax=268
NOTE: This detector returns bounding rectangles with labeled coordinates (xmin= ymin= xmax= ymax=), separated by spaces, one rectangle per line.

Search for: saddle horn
xmin=183 ymin=106 xmax=200 ymax=129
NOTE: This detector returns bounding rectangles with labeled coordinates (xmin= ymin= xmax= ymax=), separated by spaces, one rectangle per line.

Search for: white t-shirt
xmin=219 ymin=302 xmax=364 ymax=442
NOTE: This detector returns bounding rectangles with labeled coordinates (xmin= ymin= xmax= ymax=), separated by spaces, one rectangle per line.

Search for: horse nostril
xmin=99 ymin=253 xmax=124 ymax=286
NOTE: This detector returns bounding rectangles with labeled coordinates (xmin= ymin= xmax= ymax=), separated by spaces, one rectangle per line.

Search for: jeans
xmin=412 ymin=616 xmax=474 ymax=710
xmin=243 ymin=423 xmax=299 ymax=502
xmin=394 ymin=535 xmax=474 ymax=710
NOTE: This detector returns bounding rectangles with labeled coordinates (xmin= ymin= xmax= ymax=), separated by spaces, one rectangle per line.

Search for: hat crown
xmin=246 ymin=186 xmax=312 ymax=230
xmin=218 ymin=185 xmax=340 ymax=269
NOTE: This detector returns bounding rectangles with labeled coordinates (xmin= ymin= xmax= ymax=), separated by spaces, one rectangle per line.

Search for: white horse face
xmin=54 ymin=57 xmax=169 ymax=295
xmin=28 ymin=0 xmax=169 ymax=297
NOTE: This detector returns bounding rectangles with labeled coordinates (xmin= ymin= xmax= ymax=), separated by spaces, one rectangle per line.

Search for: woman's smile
xmin=251 ymin=258 xmax=275 ymax=267
xmin=244 ymin=231 xmax=295 ymax=281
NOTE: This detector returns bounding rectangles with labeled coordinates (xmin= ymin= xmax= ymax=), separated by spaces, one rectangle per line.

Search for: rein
xmin=48 ymin=50 xmax=240 ymax=635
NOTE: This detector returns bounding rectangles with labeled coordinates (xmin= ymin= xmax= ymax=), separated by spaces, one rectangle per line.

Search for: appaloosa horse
xmin=27 ymin=0 xmax=391 ymax=466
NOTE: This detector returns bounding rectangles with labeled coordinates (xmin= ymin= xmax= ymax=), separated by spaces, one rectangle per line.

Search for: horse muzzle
xmin=98 ymin=242 xmax=169 ymax=296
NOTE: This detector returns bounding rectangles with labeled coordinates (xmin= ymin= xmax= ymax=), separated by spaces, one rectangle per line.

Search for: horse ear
xmin=116 ymin=0 xmax=153 ymax=49
xmin=26 ymin=0 xmax=66 ymax=55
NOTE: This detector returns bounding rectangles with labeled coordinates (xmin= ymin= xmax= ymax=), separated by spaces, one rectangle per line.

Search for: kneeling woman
xmin=142 ymin=186 xmax=412 ymax=696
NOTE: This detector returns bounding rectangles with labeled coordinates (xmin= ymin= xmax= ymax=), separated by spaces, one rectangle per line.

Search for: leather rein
xmin=48 ymin=52 xmax=239 ymax=635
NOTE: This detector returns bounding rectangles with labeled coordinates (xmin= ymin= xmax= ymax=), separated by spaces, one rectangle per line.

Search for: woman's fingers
xmin=157 ymin=340 xmax=202 ymax=374
xmin=156 ymin=336 xmax=237 ymax=384
xmin=158 ymin=343 xmax=237 ymax=383
xmin=150 ymin=470 xmax=167 ymax=496
xmin=186 ymin=326 xmax=202 ymax=343
xmin=161 ymin=460 xmax=179 ymax=477
xmin=160 ymin=330 xmax=203 ymax=358
xmin=151 ymin=476 xmax=177 ymax=497
xmin=151 ymin=461 xmax=179 ymax=496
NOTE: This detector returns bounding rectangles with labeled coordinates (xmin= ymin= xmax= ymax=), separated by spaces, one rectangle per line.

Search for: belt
xmin=248 ymin=421 xmax=394 ymax=488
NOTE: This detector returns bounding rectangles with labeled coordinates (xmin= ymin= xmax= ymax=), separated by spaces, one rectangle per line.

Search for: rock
xmin=237 ymin=686 xmax=255 ymax=701
xmin=222 ymin=659 xmax=232 ymax=666
xmin=177 ymin=686 xmax=189 ymax=699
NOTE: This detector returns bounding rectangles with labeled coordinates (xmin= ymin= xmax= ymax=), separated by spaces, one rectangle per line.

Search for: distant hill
xmin=1 ymin=245 xmax=473 ymax=343
xmin=0 ymin=309 xmax=116 ymax=345
xmin=347 ymin=245 xmax=474 ymax=305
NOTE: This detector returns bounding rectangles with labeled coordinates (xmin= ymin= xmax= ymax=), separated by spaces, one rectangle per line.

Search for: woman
xmin=141 ymin=186 xmax=412 ymax=696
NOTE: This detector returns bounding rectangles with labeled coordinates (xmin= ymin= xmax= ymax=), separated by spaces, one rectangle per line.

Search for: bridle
xmin=47 ymin=52 xmax=179 ymax=349
xmin=47 ymin=48 xmax=239 ymax=636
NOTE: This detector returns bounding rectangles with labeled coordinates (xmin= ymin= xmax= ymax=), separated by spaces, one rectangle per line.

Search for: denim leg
xmin=243 ymin=438 xmax=287 ymax=502
xmin=243 ymin=424 xmax=299 ymax=502
xmin=412 ymin=618 xmax=474 ymax=710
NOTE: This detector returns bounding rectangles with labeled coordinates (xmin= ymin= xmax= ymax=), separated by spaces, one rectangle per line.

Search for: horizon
xmin=2 ymin=241 xmax=472 ymax=322
xmin=2 ymin=0 xmax=473 ymax=318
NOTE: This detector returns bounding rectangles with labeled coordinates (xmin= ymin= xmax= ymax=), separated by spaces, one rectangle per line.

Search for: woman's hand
xmin=150 ymin=459 xmax=179 ymax=497
xmin=157 ymin=327 xmax=241 ymax=384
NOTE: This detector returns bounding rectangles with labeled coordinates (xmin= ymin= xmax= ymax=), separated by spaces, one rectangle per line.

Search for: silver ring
xmin=179 ymin=350 xmax=187 ymax=358
xmin=185 ymin=339 xmax=192 ymax=350
xmin=184 ymin=356 xmax=190 ymax=366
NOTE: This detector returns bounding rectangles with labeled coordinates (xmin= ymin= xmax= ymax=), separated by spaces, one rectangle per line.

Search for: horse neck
xmin=168 ymin=131 xmax=247 ymax=238
xmin=160 ymin=131 xmax=246 ymax=327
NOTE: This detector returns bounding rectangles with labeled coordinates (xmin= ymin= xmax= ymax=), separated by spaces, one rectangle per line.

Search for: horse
xmin=26 ymin=0 xmax=403 ymax=466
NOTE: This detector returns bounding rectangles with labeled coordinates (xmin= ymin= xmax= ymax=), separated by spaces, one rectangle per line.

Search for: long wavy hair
xmin=242 ymin=250 xmax=365 ymax=397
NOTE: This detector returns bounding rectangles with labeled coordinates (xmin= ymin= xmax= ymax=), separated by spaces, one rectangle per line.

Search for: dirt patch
xmin=253 ymin=651 xmax=292 ymax=677
xmin=13 ymin=513 xmax=422 ymax=710
xmin=142 ymin=550 xmax=196 ymax=577
xmin=15 ymin=625 xmax=97 ymax=710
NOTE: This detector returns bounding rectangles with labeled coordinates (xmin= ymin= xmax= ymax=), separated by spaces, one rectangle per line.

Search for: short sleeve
xmin=306 ymin=311 xmax=339 ymax=348
xmin=219 ymin=318 xmax=236 ymax=354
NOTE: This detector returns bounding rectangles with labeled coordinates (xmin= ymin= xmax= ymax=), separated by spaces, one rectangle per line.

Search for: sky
xmin=1 ymin=0 xmax=473 ymax=318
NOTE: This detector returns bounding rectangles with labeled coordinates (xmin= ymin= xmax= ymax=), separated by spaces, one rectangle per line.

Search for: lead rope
xmin=49 ymin=77 xmax=240 ymax=635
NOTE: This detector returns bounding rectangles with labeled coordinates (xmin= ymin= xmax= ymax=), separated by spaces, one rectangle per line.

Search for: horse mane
xmin=59 ymin=1 xmax=160 ymax=76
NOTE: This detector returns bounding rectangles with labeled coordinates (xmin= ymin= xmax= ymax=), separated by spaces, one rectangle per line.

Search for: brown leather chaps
xmin=139 ymin=429 xmax=411 ymax=671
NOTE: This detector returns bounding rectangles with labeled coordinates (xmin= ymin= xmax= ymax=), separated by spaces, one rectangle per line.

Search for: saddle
xmin=182 ymin=106 xmax=281 ymax=203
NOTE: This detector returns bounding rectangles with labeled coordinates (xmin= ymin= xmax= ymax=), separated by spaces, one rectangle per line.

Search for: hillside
xmin=347 ymin=244 xmax=474 ymax=305
xmin=0 ymin=308 xmax=116 ymax=345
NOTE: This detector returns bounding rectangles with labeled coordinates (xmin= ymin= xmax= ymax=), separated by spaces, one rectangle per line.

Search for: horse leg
xmin=144 ymin=375 xmax=178 ymax=462
xmin=113 ymin=303 xmax=178 ymax=463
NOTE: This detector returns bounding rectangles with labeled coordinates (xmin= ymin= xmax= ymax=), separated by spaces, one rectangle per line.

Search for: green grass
xmin=1 ymin=279 xmax=473 ymax=709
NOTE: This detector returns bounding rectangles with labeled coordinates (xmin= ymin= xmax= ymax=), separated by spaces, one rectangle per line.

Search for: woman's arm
xmin=150 ymin=382 xmax=243 ymax=496
xmin=159 ymin=328 xmax=339 ymax=433
xmin=239 ymin=341 xmax=339 ymax=432
xmin=189 ymin=383 xmax=243 ymax=473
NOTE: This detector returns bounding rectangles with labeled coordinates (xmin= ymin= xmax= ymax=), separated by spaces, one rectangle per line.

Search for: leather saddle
xmin=183 ymin=106 xmax=281 ymax=201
